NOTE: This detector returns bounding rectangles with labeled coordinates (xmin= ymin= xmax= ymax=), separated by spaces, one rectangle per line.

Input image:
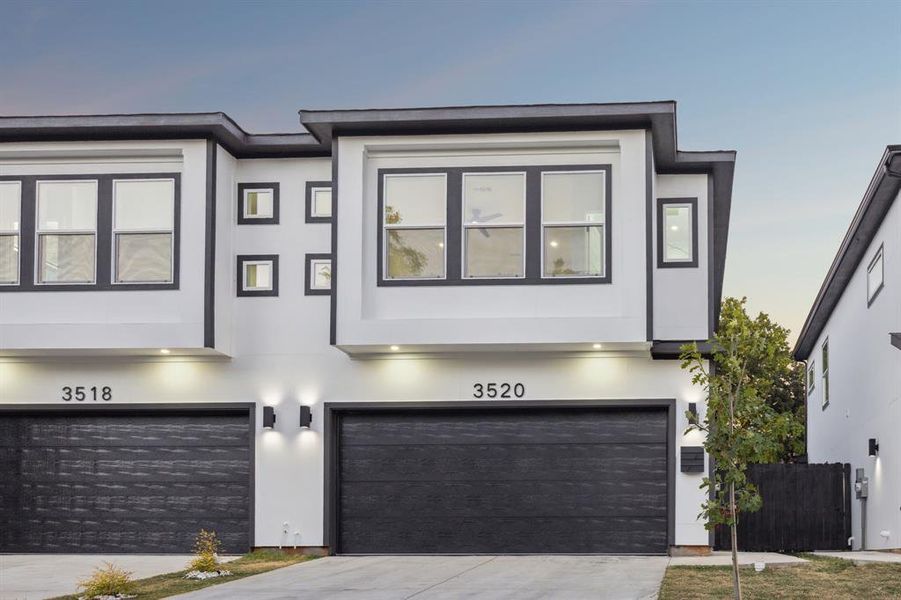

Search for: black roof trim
xmin=299 ymin=101 xmax=736 ymax=323
xmin=0 ymin=113 xmax=329 ymax=158
xmin=650 ymin=340 xmax=714 ymax=360
xmin=794 ymin=146 xmax=901 ymax=360
xmin=891 ymin=333 xmax=901 ymax=351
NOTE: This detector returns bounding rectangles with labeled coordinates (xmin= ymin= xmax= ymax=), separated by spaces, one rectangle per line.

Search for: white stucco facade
xmin=0 ymin=104 xmax=734 ymax=554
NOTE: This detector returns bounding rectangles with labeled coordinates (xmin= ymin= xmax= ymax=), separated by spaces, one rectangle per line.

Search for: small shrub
xmin=77 ymin=562 xmax=134 ymax=599
xmin=189 ymin=529 xmax=222 ymax=573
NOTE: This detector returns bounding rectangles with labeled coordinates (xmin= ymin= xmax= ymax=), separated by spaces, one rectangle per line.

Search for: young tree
xmin=680 ymin=297 xmax=805 ymax=600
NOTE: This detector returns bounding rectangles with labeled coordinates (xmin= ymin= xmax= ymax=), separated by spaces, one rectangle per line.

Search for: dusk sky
xmin=2 ymin=0 xmax=899 ymax=341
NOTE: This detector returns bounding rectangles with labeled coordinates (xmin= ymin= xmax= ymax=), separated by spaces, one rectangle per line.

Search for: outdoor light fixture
xmin=263 ymin=406 xmax=277 ymax=429
xmin=868 ymin=438 xmax=879 ymax=457
xmin=688 ymin=402 xmax=698 ymax=420
xmin=592 ymin=343 xmax=602 ymax=350
xmin=159 ymin=348 xmax=170 ymax=355
xmin=390 ymin=345 xmax=400 ymax=352
xmin=299 ymin=405 xmax=312 ymax=428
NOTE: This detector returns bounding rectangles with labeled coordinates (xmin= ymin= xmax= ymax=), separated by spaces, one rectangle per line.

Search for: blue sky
xmin=2 ymin=0 xmax=899 ymax=340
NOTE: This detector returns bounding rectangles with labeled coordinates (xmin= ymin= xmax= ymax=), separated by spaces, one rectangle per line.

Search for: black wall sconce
xmin=299 ymin=405 xmax=312 ymax=428
xmin=263 ymin=406 xmax=277 ymax=429
xmin=868 ymin=438 xmax=879 ymax=457
xmin=687 ymin=402 xmax=698 ymax=422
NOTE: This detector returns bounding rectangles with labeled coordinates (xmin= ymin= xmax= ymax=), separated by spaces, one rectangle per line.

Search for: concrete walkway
xmin=669 ymin=551 xmax=807 ymax=567
xmin=0 ymin=554 xmax=238 ymax=600
xmin=814 ymin=551 xmax=901 ymax=564
xmin=170 ymin=555 xmax=670 ymax=600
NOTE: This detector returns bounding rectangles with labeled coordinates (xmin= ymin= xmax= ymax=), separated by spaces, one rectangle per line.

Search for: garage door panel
xmin=340 ymin=516 xmax=669 ymax=554
xmin=0 ymin=410 xmax=252 ymax=554
xmin=335 ymin=406 xmax=671 ymax=554
xmin=341 ymin=479 xmax=667 ymax=518
xmin=341 ymin=443 xmax=667 ymax=482
xmin=340 ymin=409 xmax=667 ymax=446
xmin=0 ymin=417 xmax=251 ymax=447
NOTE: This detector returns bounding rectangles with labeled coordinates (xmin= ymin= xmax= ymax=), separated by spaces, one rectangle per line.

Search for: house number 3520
xmin=473 ymin=382 xmax=525 ymax=399
xmin=61 ymin=386 xmax=112 ymax=402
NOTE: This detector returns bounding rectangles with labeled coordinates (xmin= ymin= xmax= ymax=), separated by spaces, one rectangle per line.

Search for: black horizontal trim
xmin=650 ymin=340 xmax=712 ymax=359
xmin=0 ymin=113 xmax=328 ymax=158
xmin=795 ymin=146 xmax=901 ymax=359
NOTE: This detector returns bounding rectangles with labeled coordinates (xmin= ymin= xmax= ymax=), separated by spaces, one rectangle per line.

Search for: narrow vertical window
xmin=383 ymin=173 xmax=446 ymax=280
xmin=113 ymin=179 xmax=175 ymax=283
xmin=0 ymin=181 xmax=21 ymax=285
xmin=542 ymin=171 xmax=606 ymax=278
xmin=657 ymin=198 xmax=698 ymax=268
xmin=806 ymin=361 xmax=815 ymax=396
xmin=821 ymin=339 xmax=829 ymax=409
xmin=867 ymin=244 xmax=884 ymax=305
xmin=463 ymin=172 xmax=526 ymax=278
xmin=36 ymin=180 xmax=98 ymax=284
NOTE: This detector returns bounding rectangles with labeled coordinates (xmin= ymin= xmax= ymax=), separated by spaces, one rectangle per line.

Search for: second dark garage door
xmin=0 ymin=405 xmax=253 ymax=554
xmin=335 ymin=405 xmax=671 ymax=554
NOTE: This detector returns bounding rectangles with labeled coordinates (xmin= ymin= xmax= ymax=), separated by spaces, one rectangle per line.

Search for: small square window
xmin=657 ymin=197 xmax=698 ymax=268
xmin=867 ymin=244 xmax=884 ymax=306
xmin=305 ymin=253 xmax=332 ymax=295
xmin=305 ymin=181 xmax=333 ymax=222
xmin=237 ymin=183 xmax=279 ymax=225
xmin=237 ymin=254 xmax=279 ymax=296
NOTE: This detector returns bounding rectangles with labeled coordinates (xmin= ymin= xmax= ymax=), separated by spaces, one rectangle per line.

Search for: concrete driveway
xmin=171 ymin=555 xmax=669 ymax=600
xmin=0 ymin=554 xmax=238 ymax=600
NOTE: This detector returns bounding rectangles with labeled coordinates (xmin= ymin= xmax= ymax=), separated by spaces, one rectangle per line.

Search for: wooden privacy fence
xmin=715 ymin=463 xmax=852 ymax=552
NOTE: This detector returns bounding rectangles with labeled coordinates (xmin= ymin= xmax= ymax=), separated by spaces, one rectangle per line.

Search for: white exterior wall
xmin=653 ymin=174 xmax=710 ymax=340
xmin=0 ymin=137 xmax=717 ymax=550
xmin=806 ymin=191 xmax=901 ymax=550
xmin=0 ymin=140 xmax=209 ymax=351
xmin=335 ymin=130 xmax=651 ymax=350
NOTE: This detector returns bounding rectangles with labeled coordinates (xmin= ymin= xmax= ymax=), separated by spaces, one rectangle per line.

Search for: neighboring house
xmin=0 ymin=102 xmax=735 ymax=556
xmin=794 ymin=145 xmax=901 ymax=551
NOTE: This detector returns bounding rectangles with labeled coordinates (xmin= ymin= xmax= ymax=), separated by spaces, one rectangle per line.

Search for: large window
xmin=382 ymin=173 xmax=446 ymax=280
xmin=867 ymin=244 xmax=884 ymax=305
xmin=36 ymin=180 xmax=97 ymax=284
xmin=821 ymin=339 xmax=830 ymax=409
xmin=463 ymin=172 xmax=525 ymax=278
xmin=0 ymin=182 xmax=21 ymax=285
xmin=113 ymin=179 xmax=175 ymax=283
xmin=657 ymin=197 xmax=698 ymax=268
xmin=542 ymin=171 xmax=606 ymax=278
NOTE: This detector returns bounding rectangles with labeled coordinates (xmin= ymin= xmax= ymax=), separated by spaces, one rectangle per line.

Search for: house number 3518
xmin=61 ymin=386 xmax=112 ymax=402
xmin=473 ymin=382 xmax=525 ymax=399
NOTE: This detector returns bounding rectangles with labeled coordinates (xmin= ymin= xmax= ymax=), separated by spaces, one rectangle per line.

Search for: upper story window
xmin=237 ymin=183 xmax=279 ymax=225
xmin=806 ymin=361 xmax=815 ymax=396
xmin=542 ymin=171 xmax=606 ymax=278
xmin=305 ymin=253 xmax=332 ymax=296
xmin=306 ymin=182 xmax=333 ymax=222
xmin=36 ymin=180 xmax=98 ymax=284
xmin=237 ymin=254 xmax=279 ymax=297
xmin=377 ymin=164 xmax=612 ymax=287
xmin=382 ymin=173 xmax=447 ymax=280
xmin=463 ymin=172 xmax=526 ymax=279
xmin=821 ymin=339 xmax=830 ymax=409
xmin=867 ymin=244 xmax=884 ymax=305
xmin=0 ymin=182 xmax=21 ymax=285
xmin=113 ymin=179 xmax=175 ymax=284
xmin=657 ymin=197 xmax=698 ymax=268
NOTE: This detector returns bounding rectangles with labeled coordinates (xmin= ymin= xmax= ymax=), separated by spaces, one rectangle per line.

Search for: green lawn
xmin=659 ymin=554 xmax=901 ymax=600
xmin=50 ymin=550 xmax=316 ymax=600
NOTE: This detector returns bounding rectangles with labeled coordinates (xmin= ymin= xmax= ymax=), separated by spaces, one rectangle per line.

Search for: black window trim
xmin=376 ymin=163 xmax=612 ymax=287
xmin=236 ymin=254 xmax=279 ymax=297
xmin=657 ymin=197 xmax=699 ymax=269
xmin=806 ymin=360 xmax=815 ymax=395
xmin=305 ymin=252 xmax=332 ymax=296
xmin=0 ymin=172 xmax=181 ymax=292
xmin=305 ymin=181 xmax=333 ymax=223
xmin=866 ymin=242 xmax=884 ymax=307
xmin=237 ymin=182 xmax=280 ymax=225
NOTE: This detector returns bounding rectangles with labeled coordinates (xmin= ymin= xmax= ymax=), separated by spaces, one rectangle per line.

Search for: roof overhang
xmin=0 ymin=113 xmax=329 ymax=158
xmin=299 ymin=101 xmax=736 ymax=323
xmin=891 ymin=333 xmax=901 ymax=351
xmin=794 ymin=146 xmax=901 ymax=360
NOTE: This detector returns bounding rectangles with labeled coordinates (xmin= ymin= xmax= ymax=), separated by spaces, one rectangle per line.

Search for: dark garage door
xmin=335 ymin=405 xmax=670 ymax=554
xmin=0 ymin=406 xmax=253 ymax=554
